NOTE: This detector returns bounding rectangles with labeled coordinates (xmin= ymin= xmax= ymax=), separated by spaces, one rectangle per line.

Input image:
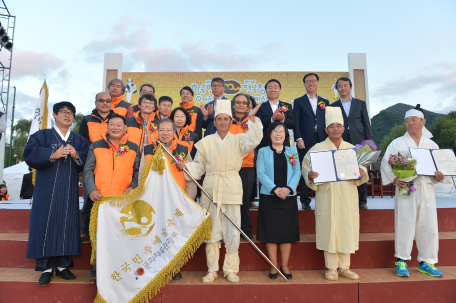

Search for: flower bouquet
xmin=356 ymin=140 xmax=381 ymax=167
xmin=388 ymin=152 xmax=417 ymax=197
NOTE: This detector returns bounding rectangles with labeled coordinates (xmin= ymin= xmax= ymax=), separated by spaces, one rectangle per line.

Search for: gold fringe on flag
xmin=89 ymin=149 xmax=213 ymax=302
xmin=93 ymin=214 xmax=212 ymax=303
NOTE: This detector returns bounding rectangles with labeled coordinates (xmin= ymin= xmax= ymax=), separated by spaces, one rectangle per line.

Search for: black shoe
xmin=80 ymin=233 xmax=91 ymax=243
xmin=173 ymin=272 xmax=182 ymax=280
xmin=302 ymin=204 xmax=311 ymax=210
xmin=280 ymin=266 xmax=292 ymax=279
xmin=269 ymin=272 xmax=278 ymax=279
xmin=359 ymin=205 xmax=368 ymax=210
xmin=39 ymin=270 xmax=53 ymax=286
xmin=55 ymin=268 xmax=75 ymax=280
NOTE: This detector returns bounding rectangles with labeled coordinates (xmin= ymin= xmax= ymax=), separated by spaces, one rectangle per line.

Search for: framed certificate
xmin=409 ymin=148 xmax=456 ymax=176
xmin=310 ymin=148 xmax=360 ymax=183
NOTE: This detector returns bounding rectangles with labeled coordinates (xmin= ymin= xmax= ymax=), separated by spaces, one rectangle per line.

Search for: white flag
xmin=90 ymin=146 xmax=211 ymax=303
xmin=29 ymin=82 xmax=52 ymax=137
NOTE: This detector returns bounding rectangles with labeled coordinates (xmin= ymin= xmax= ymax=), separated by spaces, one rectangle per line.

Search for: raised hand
xmin=207 ymin=104 xmax=214 ymax=116
xmin=200 ymin=105 xmax=209 ymax=118
xmin=249 ymin=102 xmax=262 ymax=122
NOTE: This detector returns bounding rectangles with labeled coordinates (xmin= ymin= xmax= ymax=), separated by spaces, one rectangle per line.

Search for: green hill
xmin=371 ymin=103 xmax=443 ymax=145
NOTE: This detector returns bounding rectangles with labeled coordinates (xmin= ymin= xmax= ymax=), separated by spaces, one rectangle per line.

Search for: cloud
xmin=3 ymin=49 xmax=66 ymax=80
xmin=80 ymin=14 xmax=281 ymax=72
xmin=370 ymin=61 xmax=456 ymax=114
xmin=372 ymin=61 xmax=456 ymax=98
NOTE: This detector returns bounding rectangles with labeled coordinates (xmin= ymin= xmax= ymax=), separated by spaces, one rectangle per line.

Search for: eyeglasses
xmin=271 ymin=130 xmax=286 ymax=135
xmin=234 ymin=101 xmax=248 ymax=105
xmin=96 ymin=99 xmax=112 ymax=104
xmin=59 ymin=110 xmax=74 ymax=117
xmin=305 ymin=80 xmax=318 ymax=84
xmin=211 ymin=84 xmax=225 ymax=88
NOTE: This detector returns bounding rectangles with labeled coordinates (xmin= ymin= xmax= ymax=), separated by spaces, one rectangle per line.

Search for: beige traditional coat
xmin=302 ymin=138 xmax=368 ymax=253
xmin=185 ymin=117 xmax=263 ymax=208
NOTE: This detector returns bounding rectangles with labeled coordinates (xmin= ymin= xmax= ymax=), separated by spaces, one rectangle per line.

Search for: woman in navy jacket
xmin=256 ymin=122 xmax=301 ymax=279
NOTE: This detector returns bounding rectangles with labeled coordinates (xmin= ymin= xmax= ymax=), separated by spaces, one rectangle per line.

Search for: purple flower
xmin=409 ymin=183 xmax=416 ymax=192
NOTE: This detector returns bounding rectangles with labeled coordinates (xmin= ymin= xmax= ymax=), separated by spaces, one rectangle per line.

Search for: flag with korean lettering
xmin=89 ymin=146 xmax=212 ymax=303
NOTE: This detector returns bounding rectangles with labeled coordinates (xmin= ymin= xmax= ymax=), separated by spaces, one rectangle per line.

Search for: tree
xmin=4 ymin=118 xmax=32 ymax=167
xmin=71 ymin=113 xmax=84 ymax=135
xmin=429 ymin=111 xmax=456 ymax=150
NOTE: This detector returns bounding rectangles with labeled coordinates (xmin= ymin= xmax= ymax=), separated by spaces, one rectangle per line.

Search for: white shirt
xmin=340 ymin=96 xmax=352 ymax=117
xmin=268 ymin=100 xmax=285 ymax=123
xmin=307 ymin=94 xmax=318 ymax=115
xmin=297 ymin=94 xmax=318 ymax=142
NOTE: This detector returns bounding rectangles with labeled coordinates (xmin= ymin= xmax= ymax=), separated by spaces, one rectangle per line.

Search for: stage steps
xmin=2 ymin=232 xmax=456 ymax=272
xmin=2 ymin=208 xmax=456 ymax=302
xmin=1 ymin=267 xmax=455 ymax=303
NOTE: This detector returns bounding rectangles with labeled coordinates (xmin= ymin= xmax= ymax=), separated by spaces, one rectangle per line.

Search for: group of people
xmin=23 ymin=74 xmax=445 ymax=289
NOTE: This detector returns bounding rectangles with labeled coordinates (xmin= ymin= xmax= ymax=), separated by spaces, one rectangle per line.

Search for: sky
xmin=1 ymin=0 xmax=456 ymax=132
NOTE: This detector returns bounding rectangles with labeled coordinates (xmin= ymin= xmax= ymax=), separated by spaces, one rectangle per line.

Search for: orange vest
xmin=0 ymin=193 xmax=9 ymax=201
xmin=229 ymin=116 xmax=255 ymax=168
xmin=179 ymin=101 xmax=200 ymax=132
xmin=176 ymin=125 xmax=198 ymax=153
xmin=86 ymin=114 xmax=109 ymax=143
xmin=126 ymin=111 xmax=158 ymax=151
xmin=92 ymin=133 xmax=140 ymax=196
xmin=111 ymin=96 xmax=131 ymax=117
xmin=144 ymin=140 xmax=188 ymax=192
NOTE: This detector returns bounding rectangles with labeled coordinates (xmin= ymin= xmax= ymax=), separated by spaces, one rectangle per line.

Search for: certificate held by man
xmin=310 ymin=148 xmax=360 ymax=183
xmin=410 ymin=148 xmax=456 ymax=176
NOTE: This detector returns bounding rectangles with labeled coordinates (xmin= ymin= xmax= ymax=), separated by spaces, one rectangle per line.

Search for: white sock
xmin=42 ymin=268 xmax=52 ymax=273
xmin=57 ymin=267 xmax=66 ymax=271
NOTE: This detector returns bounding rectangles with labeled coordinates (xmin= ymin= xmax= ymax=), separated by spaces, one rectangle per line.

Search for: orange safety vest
xmin=111 ymin=96 xmax=131 ymax=117
xmin=144 ymin=140 xmax=188 ymax=192
xmin=229 ymin=116 xmax=255 ymax=168
xmin=179 ymin=101 xmax=200 ymax=132
xmin=92 ymin=133 xmax=140 ymax=196
xmin=175 ymin=125 xmax=198 ymax=153
xmin=126 ymin=111 xmax=158 ymax=151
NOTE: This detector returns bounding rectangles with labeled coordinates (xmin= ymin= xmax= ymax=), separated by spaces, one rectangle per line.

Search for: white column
xmin=348 ymin=53 xmax=370 ymax=116
xmin=0 ymin=135 xmax=5 ymax=182
xmin=102 ymin=53 xmax=123 ymax=92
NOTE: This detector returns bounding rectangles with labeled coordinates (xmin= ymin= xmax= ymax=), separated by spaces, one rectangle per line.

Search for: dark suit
xmin=256 ymin=100 xmax=295 ymax=149
xmin=293 ymin=94 xmax=329 ymax=206
xmin=331 ymin=97 xmax=373 ymax=206
xmin=196 ymin=96 xmax=229 ymax=138
xmin=20 ymin=172 xmax=34 ymax=199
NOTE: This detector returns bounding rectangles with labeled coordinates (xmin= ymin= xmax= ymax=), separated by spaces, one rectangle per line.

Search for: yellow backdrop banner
xmin=122 ymin=71 xmax=349 ymax=108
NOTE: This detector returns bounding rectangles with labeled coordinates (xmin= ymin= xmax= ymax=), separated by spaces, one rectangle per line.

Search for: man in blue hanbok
xmin=24 ymin=101 xmax=89 ymax=286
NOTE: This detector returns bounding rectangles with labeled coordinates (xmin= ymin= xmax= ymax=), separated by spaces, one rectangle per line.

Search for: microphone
xmin=64 ymin=138 xmax=72 ymax=163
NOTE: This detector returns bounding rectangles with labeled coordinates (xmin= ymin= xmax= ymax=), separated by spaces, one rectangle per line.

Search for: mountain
xmin=371 ymin=103 xmax=443 ymax=145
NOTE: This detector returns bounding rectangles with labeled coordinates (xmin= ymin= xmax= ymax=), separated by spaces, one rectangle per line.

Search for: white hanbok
xmin=381 ymin=132 xmax=443 ymax=264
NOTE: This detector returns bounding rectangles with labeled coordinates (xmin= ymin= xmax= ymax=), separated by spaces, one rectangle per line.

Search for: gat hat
xmin=214 ymin=99 xmax=233 ymax=119
xmin=325 ymin=106 xmax=344 ymax=128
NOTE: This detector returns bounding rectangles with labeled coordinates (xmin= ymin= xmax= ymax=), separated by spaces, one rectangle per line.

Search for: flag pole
xmin=152 ymin=135 xmax=288 ymax=282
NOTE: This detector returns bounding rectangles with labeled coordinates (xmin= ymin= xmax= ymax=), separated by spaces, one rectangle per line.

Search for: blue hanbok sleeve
xmin=23 ymin=131 xmax=56 ymax=170
xmin=74 ymin=136 xmax=89 ymax=173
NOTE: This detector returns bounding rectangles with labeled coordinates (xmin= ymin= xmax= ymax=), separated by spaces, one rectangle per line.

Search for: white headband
xmin=404 ymin=109 xmax=433 ymax=139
